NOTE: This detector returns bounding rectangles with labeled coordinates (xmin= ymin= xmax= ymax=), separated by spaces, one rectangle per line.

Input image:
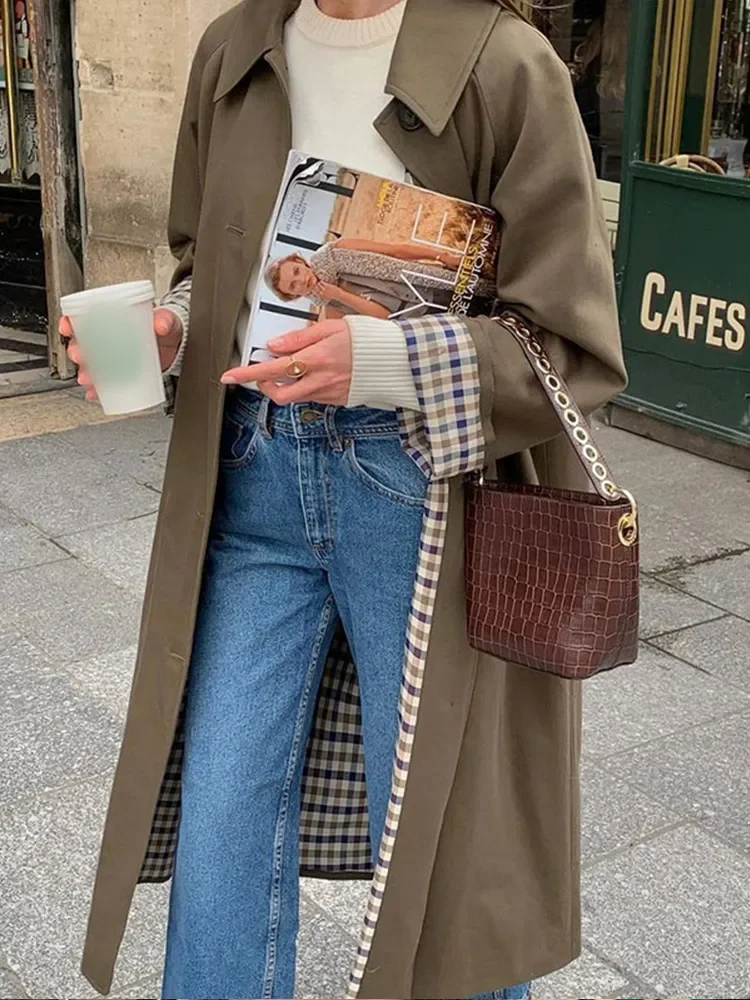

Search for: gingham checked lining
xmin=141 ymin=305 xmax=485 ymax=994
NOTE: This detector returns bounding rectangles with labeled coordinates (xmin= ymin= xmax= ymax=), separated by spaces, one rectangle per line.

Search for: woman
xmin=74 ymin=1 xmax=627 ymax=998
xmin=265 ymin=237 xmax=488 ymax=320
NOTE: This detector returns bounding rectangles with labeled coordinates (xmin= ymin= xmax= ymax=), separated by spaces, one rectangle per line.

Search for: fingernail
xmin=220 ymin=374 xmax=237 ymax=385
xmin=267 ymin=336 xmax=282 ymax=349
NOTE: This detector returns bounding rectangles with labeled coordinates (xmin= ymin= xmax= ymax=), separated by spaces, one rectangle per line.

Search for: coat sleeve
xmin=463 ymin=18 xmax=627 ymax=459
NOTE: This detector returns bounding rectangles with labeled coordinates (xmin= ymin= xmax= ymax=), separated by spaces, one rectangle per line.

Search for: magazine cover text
xmin=244 ymin=154 xmax=499 ymax=363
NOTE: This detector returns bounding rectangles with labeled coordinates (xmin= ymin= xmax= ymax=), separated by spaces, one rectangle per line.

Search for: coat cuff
xmin=345 ymin=317 xmax=420 ymax=411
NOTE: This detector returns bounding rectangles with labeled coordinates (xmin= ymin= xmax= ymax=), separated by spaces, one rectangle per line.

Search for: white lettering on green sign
xmin=640 ymin=272 xmax=746 ymax=353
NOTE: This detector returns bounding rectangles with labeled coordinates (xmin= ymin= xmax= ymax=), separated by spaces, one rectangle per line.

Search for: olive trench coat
xmin=81 ymin=1 xmax=628 ymax=996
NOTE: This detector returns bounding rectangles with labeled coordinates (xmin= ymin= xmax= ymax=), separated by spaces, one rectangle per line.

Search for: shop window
xmin=531 ymin=0 xmax=631 ymax=183
xmin=705 ymin=0 xmax=750 ymax=176
xmin=646 ymin=0 xmax=750 ymax=178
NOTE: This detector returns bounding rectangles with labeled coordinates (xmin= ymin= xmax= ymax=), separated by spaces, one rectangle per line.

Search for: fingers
xmin=75 ymin=363 xmax=98 ymax=401
xmin=153 ymin=307 xmax=181 ymax=338
xmin=67 ymin=340 xmax=83 ymax=365
xmin=267 ymin=320 xmax=342 ymax=356
xmin=59 ymin=315 xmax=74 ymax=339
xmin=221 ymin=356 xmax=289 ymax=385
xmin=256 ymin=375 xmax=347 ymax=407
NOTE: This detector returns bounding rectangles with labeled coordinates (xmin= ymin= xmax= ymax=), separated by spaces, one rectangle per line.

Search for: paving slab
xmin=110 ymin=978 xmax=161 ymax=1000
xmin=0 ymin=632 xmax=79 ymax=730
xmin=0 ymin=560 xmax=141 ymax=664
xmin=0 ymin=506 xmax=67 ymax=574
xmin=595 ymin=424 xmax=750 ymax=569
xmin=0 ymin=779 xmax=168 ymax=1000
xmin=581 ymin=824 xmax=750 ymax=999
xmin=658 ymin=550 xmax=750 ymax=620
xmin=61 ymin=412 xmax=171 ymax=491
xmin=580 ymin=760 xmax=678 ymax=864
xmin=583 ymin=644 xmax=749 ymax=759
xmin=58 ymin=514 xmax=156 ymax=597
xmin=0 ymin=695 xmax=120 ymax=804
xmin=301 ymin=877 xmax=369 ymax=940
xmin=533 ymin=948 xmax=630 ymax=998
xmin=648 ymin=614 xmax=750 ymax=693
xmin=0 ymin=434 xmax=158 ymax=538
xmin=638 ymin=576 xmax=723 ymax=638
xmin=59 ymin=646 xmax=138 ymax=725
xmin=0 ymin=390 xmax=114 ymax=443
xmin=600 ymin=709 xmax=750 ymax=856
xmin=296 ymin=895 xmax=358 ymax=1000
xmin=0 ymin=965 xmax=29 ymax=999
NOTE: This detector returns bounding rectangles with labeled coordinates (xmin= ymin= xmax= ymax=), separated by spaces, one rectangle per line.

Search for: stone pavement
xmin=0 ymin=391 xmax=748 ymax=1000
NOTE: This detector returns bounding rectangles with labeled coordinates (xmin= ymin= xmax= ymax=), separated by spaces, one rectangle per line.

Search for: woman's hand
xmin=59 ymin=308 xmax=184 ymax=401
xmin=221 ymin=319 xmax=352 ymax=406
xmin=314 ymin=280 xmax=339 ymax=302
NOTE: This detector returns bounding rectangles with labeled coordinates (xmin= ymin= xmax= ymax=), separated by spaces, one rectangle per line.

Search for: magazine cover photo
xmin=244 ymin=153 xmax=500 ymax=363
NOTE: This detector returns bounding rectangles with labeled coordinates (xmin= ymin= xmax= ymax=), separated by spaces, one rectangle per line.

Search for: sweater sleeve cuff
xmin=345 ymin=317 xmax=420 ymax=411
xmin=160 ymin=309 xmax=188 ymax=378
xmin=158 ymin=276 xmax=192 ymax=377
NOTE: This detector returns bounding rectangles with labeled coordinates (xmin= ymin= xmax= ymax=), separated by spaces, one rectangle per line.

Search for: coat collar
xmin=214 ymin=0 xmax=504 ymax=136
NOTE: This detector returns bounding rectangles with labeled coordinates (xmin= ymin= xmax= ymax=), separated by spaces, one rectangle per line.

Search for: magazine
xmin=242 ymin=151 xmax=500 ymax=364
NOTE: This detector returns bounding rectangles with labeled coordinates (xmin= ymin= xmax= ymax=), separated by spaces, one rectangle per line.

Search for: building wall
xmin=74 ymin=0 xmax=235 ymax=295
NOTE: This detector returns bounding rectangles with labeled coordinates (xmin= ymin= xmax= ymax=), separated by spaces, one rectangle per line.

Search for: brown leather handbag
xmin=465 ymin=312 xmax=639 ymax=680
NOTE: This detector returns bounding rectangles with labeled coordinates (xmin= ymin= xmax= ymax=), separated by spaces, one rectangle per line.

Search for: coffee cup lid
xmin=61 ymin=280 xmax=155 ymax=316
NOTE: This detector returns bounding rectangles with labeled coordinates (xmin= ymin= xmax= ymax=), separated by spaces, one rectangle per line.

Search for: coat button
xmin=397 ymin=102 xmax=423 ymax=132
xmin=301 ymin=408 xmax=320 ymax=423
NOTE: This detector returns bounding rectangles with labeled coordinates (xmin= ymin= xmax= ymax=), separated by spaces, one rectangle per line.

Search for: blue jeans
xmin=162 ymin=392 xmax=530 ymax=1000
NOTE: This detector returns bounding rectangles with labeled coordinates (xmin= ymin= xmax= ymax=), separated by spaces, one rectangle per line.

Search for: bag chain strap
xmin=492 ymin=311 xmax=638 ymax=544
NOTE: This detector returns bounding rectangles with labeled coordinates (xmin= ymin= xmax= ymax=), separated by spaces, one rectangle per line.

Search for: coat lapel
xmin=386 ymin=0 xmax=503 ymax=137
xmin=207 ymin=0 xmax=505 ymax=364
xmin=377 ymin=0 xmax=503 ymax=201
xmin=207 ymin=43 xmax=296 ymax=367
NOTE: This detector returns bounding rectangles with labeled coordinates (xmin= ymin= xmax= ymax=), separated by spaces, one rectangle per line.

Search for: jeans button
xmin=300 ymin=408 xmax=320 ymax=424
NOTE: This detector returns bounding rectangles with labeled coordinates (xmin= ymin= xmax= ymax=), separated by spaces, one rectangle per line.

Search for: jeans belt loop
xmin=324 ymin=406 xmax=343 ymax=452
xmin=257 ymin=394 xmax=273 ymax=439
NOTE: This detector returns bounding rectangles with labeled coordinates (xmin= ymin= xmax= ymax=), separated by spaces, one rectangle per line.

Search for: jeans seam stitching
xmin=219 ymin=425 xmax=261 ymax=469
xmin=344 ymin=442 xmax=427 ymax=507
xmin=262 ymin=595 xmax=337 ymax=998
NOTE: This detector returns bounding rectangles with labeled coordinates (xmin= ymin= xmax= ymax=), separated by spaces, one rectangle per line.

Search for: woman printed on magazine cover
xmin=68 ymin=1 xmax=627 ymax=999
xmin=265 ymin=236 xmax=496 ymax=319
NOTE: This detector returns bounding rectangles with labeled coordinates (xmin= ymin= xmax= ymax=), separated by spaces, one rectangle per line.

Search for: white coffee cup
xmin=61 ymin=280 xmax=165 ymax=416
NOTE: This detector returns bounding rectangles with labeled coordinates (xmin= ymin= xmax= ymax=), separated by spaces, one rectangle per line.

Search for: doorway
xmin=1 ymin=0 xmax=81 ymax=392
xmin=0 ymin=0 xmax=48 ymax=382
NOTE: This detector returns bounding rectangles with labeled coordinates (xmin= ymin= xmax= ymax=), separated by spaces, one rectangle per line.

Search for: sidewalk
xmin=0 ymin=391 xmax=748 ymax=1000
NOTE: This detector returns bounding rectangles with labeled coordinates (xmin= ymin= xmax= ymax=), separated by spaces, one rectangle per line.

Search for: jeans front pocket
xmin=219 ymin=412 xmax=261 ymax=470
xmin=344 ymin=436 xmax=428 ymax=507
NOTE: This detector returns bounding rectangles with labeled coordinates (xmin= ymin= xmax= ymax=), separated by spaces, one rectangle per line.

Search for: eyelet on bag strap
xmin=491 ymin=310 xmax=638 ymax=541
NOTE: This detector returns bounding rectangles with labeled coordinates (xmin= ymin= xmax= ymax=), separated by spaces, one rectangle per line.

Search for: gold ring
xmin=285 ymin=357 xmax=307 ymax=380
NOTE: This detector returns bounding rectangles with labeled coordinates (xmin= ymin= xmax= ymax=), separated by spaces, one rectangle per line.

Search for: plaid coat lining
xmin=142 ymin=302 xmax=484 ymax=995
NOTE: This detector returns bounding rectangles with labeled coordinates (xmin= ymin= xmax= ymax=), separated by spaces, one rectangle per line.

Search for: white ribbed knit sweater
xmin=240 ymin=0 xmax=419 ymax=410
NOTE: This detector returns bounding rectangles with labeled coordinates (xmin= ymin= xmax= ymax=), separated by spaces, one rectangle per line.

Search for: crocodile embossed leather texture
xmin=465 ymin=481 xmax=639 ymax=678
xmin=465 ymin=310 xmax=639 ymax=679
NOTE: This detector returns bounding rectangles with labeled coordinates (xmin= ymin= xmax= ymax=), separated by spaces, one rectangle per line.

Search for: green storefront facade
xmin=611 ymin=0 xmax=750 ymax=465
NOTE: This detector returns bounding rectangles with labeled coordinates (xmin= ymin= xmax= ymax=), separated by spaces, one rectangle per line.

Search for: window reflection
xmin=707 ymin=0 xmax=750 ymax=177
